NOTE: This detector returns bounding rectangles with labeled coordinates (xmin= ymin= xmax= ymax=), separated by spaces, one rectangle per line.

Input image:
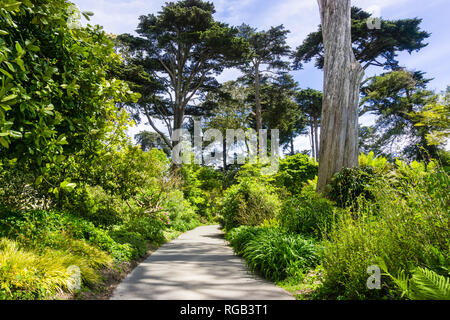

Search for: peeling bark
xmin=316 ymin=0 xmax=365 ymax=193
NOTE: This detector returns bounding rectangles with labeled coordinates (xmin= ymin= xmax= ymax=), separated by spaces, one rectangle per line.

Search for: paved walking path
xmin=111 ymin=225 xmax=294 ymax=300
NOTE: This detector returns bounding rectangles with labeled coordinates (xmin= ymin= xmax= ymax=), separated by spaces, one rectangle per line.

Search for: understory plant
xmin=226 ymin=226 xmax=320 ymax=281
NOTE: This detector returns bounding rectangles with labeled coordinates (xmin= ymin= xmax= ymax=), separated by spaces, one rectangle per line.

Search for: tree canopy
xmin=360 ymin=70 xmax=437 ymax=160
xmin=292 ymin=7 xmax=430 ymax=71
xmin=117 ymin=0 xmax=249 ymax=151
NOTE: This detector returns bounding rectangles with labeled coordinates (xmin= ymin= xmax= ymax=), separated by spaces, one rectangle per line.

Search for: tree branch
xmin=143 ymin=104 xmax=173 ymax=149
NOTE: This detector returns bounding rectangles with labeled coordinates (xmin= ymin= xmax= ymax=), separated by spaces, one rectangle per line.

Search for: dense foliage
xmin=278 ymin=181 xmax=337 ymax=238
xmin=219 ymin=178 xmax=281 ymax=231
xmin=221 ymin=153 xmax=449 ymax=300
xmin=321 ymin=162 xmax=449 ymax=299
xmin=0 ymin=0 xmax=211 ymax=299
xmin=1 ymin=0 xmax=448 ymax=302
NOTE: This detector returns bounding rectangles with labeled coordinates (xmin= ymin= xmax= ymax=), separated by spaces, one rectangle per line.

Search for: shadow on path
xmin=111 ymin=225 xmax=294 ymax=300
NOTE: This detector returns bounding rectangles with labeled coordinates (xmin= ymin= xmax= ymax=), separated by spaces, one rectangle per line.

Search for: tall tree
xmin=293 ymin=6 xmax=430 ymax=73
xmin=315 ymin=0 xmax=364 ymax=193
xmin=118 ymin=0 xmax=248 ymax=154
xmin=135 ymin=130 xmax=170 ymax=155
xmin=202 ymin=81 xmax=252 ymax=169
xmin=295 ymin=89 xmax=323 ymax=161
xmin=237 ymin=24 xmax=291 ymax=152
xmin=360 ymin=70 xmax=437 ymax=160
xmin=260 ymin=74 xmax=306 ymax=155
xmin=295 ymin=3 xmax=430 ymax=192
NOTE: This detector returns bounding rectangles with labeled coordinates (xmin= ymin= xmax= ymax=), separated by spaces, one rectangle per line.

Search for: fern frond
xmin=410 ymin=267 xmax=450 ymax=300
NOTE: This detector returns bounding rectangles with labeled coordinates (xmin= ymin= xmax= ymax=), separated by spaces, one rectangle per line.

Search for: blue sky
xmin=72 ymin=0 xmax=450 ymax=152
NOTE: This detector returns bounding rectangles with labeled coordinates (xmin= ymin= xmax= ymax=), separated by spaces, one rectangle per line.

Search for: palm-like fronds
xmin=410 ymin=267 xmax=450 ymax=300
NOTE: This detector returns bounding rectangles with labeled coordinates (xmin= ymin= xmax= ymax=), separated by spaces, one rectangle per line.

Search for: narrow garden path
xmin=111 ymin=225 xmax=294 ymax=300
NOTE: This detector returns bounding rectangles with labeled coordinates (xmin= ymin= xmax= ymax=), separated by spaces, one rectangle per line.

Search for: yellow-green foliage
xmin=410 ymin=100 xmax=450 ymax=146
xmin=0 ymin=236 xmax=111 ymax=300
xmin=358 ymin=152 xmax=391 ymax=173
xmin=0 ymin=238 xmax=71 ymax=299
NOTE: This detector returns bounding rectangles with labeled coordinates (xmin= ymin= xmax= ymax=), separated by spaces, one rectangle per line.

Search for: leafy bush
xmin=121 ymin=217 xmax=166 ymax=243
xmin=219 ymin=178 xmax=281 ymax=230
xmin=0 ymin=209 xmax=137 ymax=264
xmin=181 ymin=164 xmax=224 ymax=219
xmin=358 ymin=152 xmax=391 ymax=174
xmin=109 ymin=230 xmax=147 ymax=259
xmin=326 ymin=166 xmax=379 ymax=209
xmin=109 ymin=217 xmax=166 ymax=259
xmin=162 ymin=190 xmax=202 ymax=232
xmin=62 ymin=185 xmax=128 ymax=227
xmin=226 ymin=225 xmax=267 ymax=254
xmin=226 ymin=226 xmax=320 ymax=281
xmin=0 ymin=0 xmax=138 ymax=174
xmin=273 ymin=154 xmax=318 ymax=195
xmin=234 ymin=162 xmax=275 ymax=184
xmin=0 ymin=167 xmax=50 ymax=211
xmin=278 ymin=182 xmax=337 ymax=238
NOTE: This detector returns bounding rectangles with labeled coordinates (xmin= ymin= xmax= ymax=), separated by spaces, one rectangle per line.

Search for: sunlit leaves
xmin=0 ymin=0 xmax=138 ymax=199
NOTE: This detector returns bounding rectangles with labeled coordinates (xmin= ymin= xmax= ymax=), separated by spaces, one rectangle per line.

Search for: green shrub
xmin=122 ymin=217 xmax=166 ymax=243
xmin=278 ymin=183 xmax=337 ymax=238
xmin=235 ymin=162 xmax=275 ymax=184
xmin=163 ymin=190 xmax=202 ymax=232
xmin=321 ymin=169 xmax=449 ymax=299
xmin=180 ymin=164 xmax=224 ymax=219
xmin=109 ymin=230 xmax=147 ymax=259
xmin=62 ymin=185 xmax=128 ymax=227
xmin=0 ymin=208 xmax=135 ymax=263
xmin=273 ymin=154 xmax=318 ymax=195
xmin=326 ymin=166 xmax=379 ymax=209
xmin=226 ymin=225 xmax=267 ymax=254
xmin=109 ymin=217 xmax=167 ymax=259
xmin=170 ymin=210 xmax=202 ymax=232
xmin=227 ymin=226 xmax=320 ymax=281
xmin=219 ymin=178 xmax=281 ymax=230
xmin=0 ymin=168 xmax=50 ymax=211
xmin=358 ymin=152 xmax=391 ymax=174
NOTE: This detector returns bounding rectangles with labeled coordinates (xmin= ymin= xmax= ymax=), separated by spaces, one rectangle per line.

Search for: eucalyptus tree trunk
xmin=313 ymin=117 xmax=319 ymax=161
xmin=254 ymin=62 xmax=263 ymax=153
xmin=310 ymin=121 xmax=316 ymax=160
xmin=316 ymin=0 xmax=364 ymax=193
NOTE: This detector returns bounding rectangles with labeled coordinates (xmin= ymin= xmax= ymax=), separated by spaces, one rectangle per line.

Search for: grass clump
xmin=226 ymin=226 xmax=320 ymax=281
